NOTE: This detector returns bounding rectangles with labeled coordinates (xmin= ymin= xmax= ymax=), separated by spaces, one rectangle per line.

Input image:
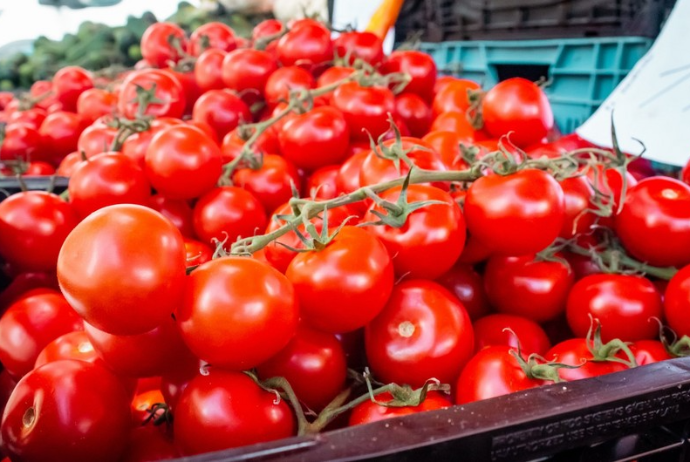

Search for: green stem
xmin=567 ymin=245 xmax=678 ymax=280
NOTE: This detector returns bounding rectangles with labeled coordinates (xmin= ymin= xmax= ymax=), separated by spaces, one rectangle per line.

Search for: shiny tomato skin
xmin=349 ymin=391 xmax=451 ymax=426
xmin=52 ymin=66 xmax=93 ymax=112
xmin=436 ymin=264 xmax=490 ymax=321
xmin=336 ymin=149 xmax=368 ymax=195
xmin=192 ymin=89 xmax=251 ymax=139
xmin=76 ymin=125 xmax=117 ymax=158
xmin=276 ymin=23 xmax=333 ymax=68
xmin=332 ymin=82 xmax=395 ymax=142
xmin=122 ymin=118 xmax=183 ymax=170
xmin=141 ymin=22 xmax=187 ymax=68
xmin=664 ymin=265 xmax=690 ymax=337
xmin=546 ymin=339 xmax=630 ymax=381
xmin=0 ymin=123 xmax=41 ymax=162
xmin=7 ymin=108 xmax=46 ymax=132
xmin=382 ymin=51 xmax=437 ymax=102
xmin=287 ymin=226 xmax=393 ymax=333
xmin=232 ymin=154 xmax=301 ymax=214
xmin=333 ymin=31 xmax=384 ymax=65
xmin=222 ymin=49 xmax=278 ymax=95
xmin=422 ymin=130 xmax=465 ymax=169
xmin=178 ymin=257 xmax=298 ymax=370
xmin=39 ymin=111 xmax=89 ymax=163
xmin=365 ymin=280 xmax=474 ymax=387
xmin=0 ymin=191 xmax=79 ymax=273
xmin=616 ymin=177 xmax=690 ymax=267
xmin=189 ymin=21 xmax=236 ymax=56
xmin=184 ymin=238 xmax=214 ymax=268
xmin=118 ymin=70 xmax=186 ymax=120
xmin=307 ymin=165 xmax=340 ymax=200
xmin=484 ymin=254 xmax=574 ymax=323
xmin=395 ymin=93 xmax=432 ymax=138
xmin=559 ymin=175 xmax=596 ymax=239
xmin=257 ymin=325 xmax=347 ymax=411
xmin=145 ymin=125 xmax=222 ymax=200
xmin=316 ymin=66 xmax=355 ymax=102
xmin=194 ymin=49 xmax=226 ymax=92
xmin=252 ymin=18 xmax=284 ymax=41
xmin=465 ymin=169 xmax=565 ymax=256
xmin=0 ymin=292 xmax=83 ymax=379
xmin=148 ymin=194 xmax=194 ymax=238
xmin=34 ymin=331 xmax=99 ymax=369
xmin=264 ymin=66 xmax=315 ymax=104
xmin=432 ymin=79 xmax=481 ymax=116
xmin=174 ymin=369 xmax=294 ymax=456
xmin=630 ymin=340 xmax=673 ymax=366
xmin=473 ymin=314 xmax=551 ymax=355
xmin=365 ymin=185 xmax=465 ymax=280
xmin=566 ymin=274 xmax=662 ymax=342
xmin=57 ymin=205 xmax=187 ymax=336
xmin=0 ymin=360 xmax=131 ymax=462
xmin=76 ymin=88 xmax=117 ymax=122
xmin=429 ymin=111 xmax=479 ymax=143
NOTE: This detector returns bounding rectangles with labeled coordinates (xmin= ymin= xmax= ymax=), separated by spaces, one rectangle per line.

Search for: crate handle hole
xmin=494 ymin=64 xmax=551 ymax=84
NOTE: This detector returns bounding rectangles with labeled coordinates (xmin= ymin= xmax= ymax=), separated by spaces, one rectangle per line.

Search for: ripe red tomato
xmin=333 ymin=31 xmax=384 ymax=65
xmin=566 ymin=274 xmax=662 ymax=342
xmin=120 ymin=426 xmax=180 ymax=462
xmin=39 ymin=111 xmax=88 ymax=163
xmin=252 ymin=18 xmax=284 ymax=42
xmin=465 ymin=169 xmax=565 ymax=256
xmin=178 ymin=257 xmax=298 ymax=370
xmin=264 ymin=66 xmax=315 ymax=104
xmin=429 ymin=111 xmax=479 ymax=143
xmin=232 ymin=154 xmax=301 ymax=214
xmin=484 ymin=254 xmax=574 ymax=323
xmin=546 ymin=339 xmax=630 ymax=381
xmin=77 ymin=125 xmax=117 ymax=158
xmin=140 ymin=22 xmax=187 ymax=68
xmin=145 ymin=125 xmax=222 ymax=200
xmin=184 ymin=238 xmax=213 ymax=268
xmin=221 ymin=126 xmax=280 ymax=162
xmin=0 ymin=292 xmax=82 ymax=379
xmin=616 ymin=177 xmax=690 ymax=267
xmin=306 ymin=165 xmax=340 ymax=200
xmin=174 ymin=369 xmax=294 ymax=455
xmin=395 ymin=93 xmax=432 ymax=138
xmin=194 ymin=49 xmax=226 ymax=91
xmin=365 ymin=280 xmax=474 ymax=387
xmin=316 ymin=66 xmax=354 ymax=102
xmin=189 ymin=22 xmax=237 ymax=56
xmin=473 ymin=314 xmax=551 ymax=355
xmin=160 ymin=358 xmax=201 ymax=411
xmin=383 ymin=51 xmax=437 ymax=102
xmin=20 ymin=161 xmax=54 ymax=176
xmin=52 ymin=66 xmax=93 ymax=112
xmin=76 ymin=88 xmax=117 ymax=122
xmin=34 ymin=331 xmax=99 ymax=369
xmin=585 ymin=164 xmax=637 ymax=220
xmin=148 ymin=194 xmax=194 ymax=238
xmin=432 ymin=79 xmax=481 ymax=116
xmin=257 ymin=325 xmax=347 ymax=411
xmin=1 ymin=360 xmax=131 ymax=462
xmin=57 ymin=205 xmax=186 ymax=335
xmin=222 ymin=49 xmax=278 ymax=95
xmin=349 ymin=391 xmax=451 ymax=426
xmin=7 ymin=108 xmax=47 ymax=131
xmin=0 ymin=123 xmax=41 ymax=162
xmin=168 ymin=69 xmax=202 ymax=115
xmin=192 ymin=89 xmax=251 ymax=139
xmin=336 ymin=149 xmax=368 ymax=195
xmin=276 ymin=23 xmax=333 ymax=68
xmin=0 ymin=191 xmax=78 ymax=273
xmin=559 ymin=175 xmax=596 ymax=239
xmin=422 ymin=130 xmax=465 ymax=169
xmin=436 ymin=264 xmax=490 ymax=321
xmin=664 ymin=265 xmax=690 ymax=337
xmin=365 ymin=185 xmax=465 ymax=280
xmin=122 ymin=118 xmax=182 ymax=169
xmin=481 ymin=78 xmax=553 ymax=148
xmin=332 ymin=81 xmax=395 ymax=141
xmin=118 ymin=70 xmax=186 ymax=120
xmin=630 ymin=340 xmax=673 ymax=366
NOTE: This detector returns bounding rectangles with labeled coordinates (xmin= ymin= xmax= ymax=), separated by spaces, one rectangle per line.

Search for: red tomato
xmin=336 ymin=149 xmax=368 ymax=195
xmin=140 ymin=22 xmax=187 ymax=68
xmin=0 ymin=123 xmax=41 ymax=162
xmin=365 ymin=280 xmax=474 ymax=387
xmin=332 ymin=82 xmax=395 ymax=142
xmin=630 ymin=340 xmax=673 ymax=366
xmin=131 ymin=388 xmax=165 ymax=425
xmin=118 ymin=69 xmax=186 ymax=120
xmin=382 ymin=50 xmax=437 ymax=102
xmin=422 ymin=130 xmax=464 ymax=169
xmin=257 ymin=325 xmax=347 ymax=411
xmin=194 ymin=49 xmax=226 ymax=91
xmin=481 ymin=78 xmax=554 ymax=148
xmin=160 ymin=358 xmax=201 ymax=411
xmin=252 ymin=19 xmax=284 ymax=42
xmin=316 ymin=66 xmax=354 ymax=101
xmin=34 ymin=331 xmax=99 ymax=369
xmin=192 ymin=89 xmax=251 ymax=139
xmin=0 ymin=292 xmax=82 ymax=379
xmin=169 ymin=69 xmax=202 ymax=115
xmin=276 ymin=23 xmax=333 ymax=68
xmin=178 ymin=257 xmax=298 ymax=370
xmin=122 ymin=118 xmax=182 ymax=169
xmin=120 ymin=425 xmax=179 ymax=462
xmin=149 ymin=194 xmax=194 ymax=238
xmin=465 ymin=169 xmax=565 ymax=255
xmin=616 ymin=177 xmax=690 ymax=267
xmin=52 ymin=66 xmax=93 ymax=112
xmin=395 ymin=93 xmax=432 ymax=137
xmin=264 ymin=66 xmax=315 ymax=104
xmin=76 ymin=88 xmax=117 ymax=122
xmin=349 ymin=391 xmax=451 ymax=426
xmin=174 ymin=369 xmax=294 ymax=455
xmin=333 ymin=31 xmax=384 ymax=65
xmin=56 ymin=151 xmax=85 ymax=177
xmin=566 ymin=274 xmax=662 ymax=342
xmin=76 ymin=125 xmax=117 ymax=158
xmin=559 ymin=175 xmax=596 ymax=239
xmin=429 ymin=111 xmax=478 ymax=142
xmin=232 ymin=154 xmax=301 ymax=214
xmin=7 ymin=108 xmax=47 ymax=131
xmin=192 ymin=186 xmax=267 ymax=248
xmin=306 ymin=165 xmax=340 ymax=200
xmin=189 ymin=22 xmax=236 ymax=56
xmin=585 ymin=165 xmax=637 ymax=219
xmin=0 ymin=191 xmax=78 ymax=273
xmin=665 ymin=265 xmax=690 ymax=337
xmin=546 ymin=339 xmax=630 ymax=381
xmin=364 ymin=185 xmax=465 ymax=279
xmin=184 ymin=238 xmax=213 ymax=268
xmin=57 ymin=205 xmax=186 ymax=335
xmin=432 ymin=79 xmax=481 ymax=116
xmin=473 ymin=314 xmax=551 ymax=355
xmin=23 ymin=161 xmax=55 ymax=176
xmin=484 ymin=254 xmax=574 ymax=323
xmin=222 ymin=49 xmax=278 ymax=95
xmin=436 ymin=264 xmax=490 ymax=321
xmin=39 ymin=111 xmax=88 ymax=163
xmin=145 ymin=125 xmax=222 ymax=200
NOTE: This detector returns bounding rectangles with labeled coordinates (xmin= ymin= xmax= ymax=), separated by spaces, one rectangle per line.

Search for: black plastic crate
xmin=395 ymin=0 xmax=676 ymax=42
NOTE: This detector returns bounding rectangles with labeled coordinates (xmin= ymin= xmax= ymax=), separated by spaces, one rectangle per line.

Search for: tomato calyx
xmin=466 ymin=87 xmax=485 ymax=130
xmin=283 ymin=207 xmax=355 ymax=252
xmin=105 ymin=116 xmax=152 ymax=151
xmin=142 ymin=402 xmax=173 ymax=427
xmin=505 ymin=329 xmax=575 ymax=383
xmin=656 ymin=320 xmax=690 ymax=358
xmin=585 ymin=317 xmax=638 ymax=368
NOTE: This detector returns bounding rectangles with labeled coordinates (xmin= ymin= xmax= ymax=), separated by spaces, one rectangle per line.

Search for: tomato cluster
xmin=0 ymin=16 xmax=688 ymax=462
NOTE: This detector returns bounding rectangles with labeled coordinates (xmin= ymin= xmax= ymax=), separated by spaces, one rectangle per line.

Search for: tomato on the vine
xmin=232 ymin=154 xmax=301 ymax=214
xmin=349 ymin=391 xmax=451 ymax=426
xmin=276 ymin=23 xmax=333 ymax=68
xmin=395 ymin=93 xmax=432 ymax=138
xmin=76 ymin=88 xmax=117 ymax=122
xmin=192 ymin=89 xmax=251 ymax=139
xmin=52 ymin=66 xmax=93 ymax=112
xmin=664 ymin=265 xmax=690 ymax=337
xmin=194 ymin=49 xmax=226 ymax=92
xmin=546 ymin=339 xmax=631 ymax=381
xmin=118 ymin=69 xmax=186 ymax=120
xmin=333 ymin=31 xmax=384 ymax=66
xmin=39 ymin=111 xmax=89 ymax=163
xmin=264 ymin=66 xmax=315 ymax=104
xmin=382 ymin=50 xmax=437 ymax=103
xmin=0 ymin=124 xmax=41 ymax=162
xmin=189 ymin=22 xmax=237 ymax=56
xmin=473 ymin=314 xmax=551 ymax=355
xmin=140 ymin=22 xmax=187 ymax=68
xmin=432 ymin=78 xmax=481 ymax=116
xmin=222 ymin=49 xmax=278 ymax=95
xmin=332 ymin=81 xmax=395 ymax=142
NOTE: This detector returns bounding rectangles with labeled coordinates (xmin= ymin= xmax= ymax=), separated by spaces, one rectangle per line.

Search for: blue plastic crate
xmin=420 ymin=37 xmax=653 ymax=134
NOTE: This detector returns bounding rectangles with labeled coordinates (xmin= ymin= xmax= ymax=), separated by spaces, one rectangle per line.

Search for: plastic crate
xmin=395 ymin=0 xmax=675 ymax=42
xmin=419 ymin=37 xmax=653 ymax=134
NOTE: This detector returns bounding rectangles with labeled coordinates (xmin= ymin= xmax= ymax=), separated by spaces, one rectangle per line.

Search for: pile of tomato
xmin=0 ymin=16 xmax=690 ymax=462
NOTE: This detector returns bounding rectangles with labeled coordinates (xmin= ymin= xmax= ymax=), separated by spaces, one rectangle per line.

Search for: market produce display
xmin=0 ymin=13 xmax=689 ymax=462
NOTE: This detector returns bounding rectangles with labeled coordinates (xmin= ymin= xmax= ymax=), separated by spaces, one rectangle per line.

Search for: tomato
xmin=145 ymin=125 xmax=222 ymax=200
xmin=252 ymin=18 xmax=284 ymax=42
xmin=174 ymin=369 xmax=294 ymax=455
xmin=429 ymin=111 xmax=478 ymax=142
xmin=336 ymin=149 xmax=368 ymax=195
xmin=484 ymin=253 xmax=574 ymax=323
xmin=0 ymin=292 xmax=82 ymax=379
xmin=160 ymin=358 xmax=201 ymax=411
xmin=382 ymin=51 xmax=437 ymax=103
xmin=222 ymin=49 xmax=278 ymax=95
xmin=192 ymin=186 xmax=267 ymax=248
xmin=422 ymin=130 xmax=464 ymax=169
xmin=55 ymin=151 xmax=84 ymax=176
xmin=52 ymin=66 xmax=93 ymax=112
xmin=456 ymin=345 xmax=550 ymax=404
xmin=286 ymin=226 xmax=393 ymax=333
xmin=1 ymin=360 xmax=131 ymax=462
xmin=120 ymin=425 xmax=179 ymax=462
xmin=192 ymin=89 xmax=251 ymax=139
xmin=394 ymin=93 xmax=432 ymax=138
xmin=178 ymin=257 xmax=298 ymax=370
xmin=630 ymin=340 xmax=673 ymax=366
xmin=365 ymin=280 xmax=474 ymax=387
xmin=566 ymin=274 xmax=662 ymax=342
xmin=149 ymin=194 xmax=194 ymax=238
xmin=194 ymin=49 xmax=226 ymax=92
xmin=0 ymin=272 xmax=59 ymax=311
xmin=29 ymin=80 xmax=61 ymax=111
xmin=278 ymin=106 xmax=350 ymax=171
xmin=140 ymin=22 xmax=187 ymax=68
xmin=333 ymin=31 xmax=384 ymax=65
xmin=39 ymin=111 xmax=88 ymax=163
xmin=0 ymin=123 xmax=41 ymax=162
xmin=57 ymin=205 xmax=186 ymax=335
xmin=169 ymin=69 xmax=202 ymax=115
xmin=432 ymin=79 xmax=481 ymax=116
xmin=0 ymin=191 xmax=78 ymax=273
xmin=34 ymin=331 xmax=99 ymax=369
xmin=332 ymin=82 xmax=395 ymax=142
xmin=349 ymin=391 xmax=451 ymax=426
xmin=22 ymin=161 xmax=55 ymax=176
xmin=481 ymin=78 xmax=553 ymax=148
xmin=122 ymin=118 xmax=182 ymax=169
xmin=616 ymin=177 xmax=690 ymax=267
xmin=189 ymin=22 xmax=236 ymax=56
xmin=546 ymin=339 xmax=630 ymax=381
xmin=558 ymin=175 xmax=596 ymax=239
xmin=436 ymin=264 xmax=490 ymax=321
xmin=184 ymin=238 xmax=214 ymax=268
xmin=473 ymin=314 xmax=551 ymax=355
xmin=264 ymin=66 xmax=315 ymax=104
xmin=465 ymin=169 xmax=565 ymax=255
xmin=118 ymin=70 xmax=186 ymax=120
xmin=585 ymin=164 xmax=637 ymax=220
xmin=257 ymin=325 xmax=347 ymax=411
xmin=664 ymin=265 xmax=690 ymax=337
xmin=232 ymin=154 xmax=301 ymax=214
xmin=364 ymin=185 xmax=465 ymax=280
xmin=76 ymin=125 xmax=117 ymax=158
xmin=306 ymin=165 xmax=340 ymax=200
xmin=276 ymin=23 xmax=333 ymax=68
xmin=76 ymin=88 xmax=117 ymax=122
xmin=7 ymin=108 xmax=46 ymax=131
